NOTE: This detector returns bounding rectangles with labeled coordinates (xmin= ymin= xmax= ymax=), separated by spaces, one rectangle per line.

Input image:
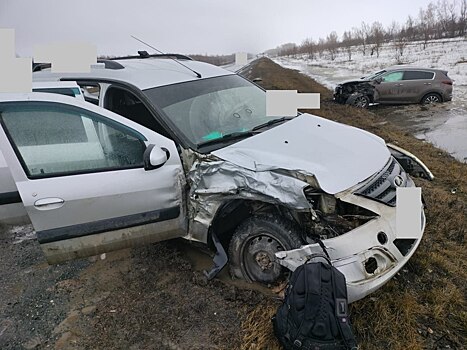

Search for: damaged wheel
xmin=229 ymin=216 xmax=302 ymax=284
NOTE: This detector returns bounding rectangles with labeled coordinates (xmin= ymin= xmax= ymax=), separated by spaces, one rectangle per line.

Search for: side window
xmin=0 ymin=102 xmax=146 ymax=178
xmin=381 ymin=72 xmax=404 ymax=82
xmin=79 ymin=84 xmax=100 ymax=105
xmin=33 ymin=87 xmax=82 ymax=98
xmin=104 ymin=86 xmax=171 ymax=139
xmin=403 ymin=71 xmax=435 ymax=80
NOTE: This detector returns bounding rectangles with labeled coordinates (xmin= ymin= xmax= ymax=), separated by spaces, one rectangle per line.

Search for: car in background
xmin=334 ymin=67 xmax=453 ymax=108
xmin=31 ymin=81 xmax=85 ymax=100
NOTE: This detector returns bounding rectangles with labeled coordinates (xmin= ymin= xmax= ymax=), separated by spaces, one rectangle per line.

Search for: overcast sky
xmin=1 ymin=0 xmax=432 ymax=57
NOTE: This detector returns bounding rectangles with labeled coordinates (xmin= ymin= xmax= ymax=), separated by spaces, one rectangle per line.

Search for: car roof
xmin=384 ymin=66 xmax=445 ymax=73
xmin=33 ymin=58 xmax=234 ymax=90
xmin=32 ymin=81 xmax=80 ymax=89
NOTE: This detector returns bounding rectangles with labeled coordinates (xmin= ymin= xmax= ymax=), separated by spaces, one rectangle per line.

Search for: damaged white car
xmin=0 ymin=54 xmax=432 ymax=302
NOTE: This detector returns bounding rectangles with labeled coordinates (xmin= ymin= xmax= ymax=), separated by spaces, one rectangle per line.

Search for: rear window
xmin=403 ymin=71 xmax=434 ymax=80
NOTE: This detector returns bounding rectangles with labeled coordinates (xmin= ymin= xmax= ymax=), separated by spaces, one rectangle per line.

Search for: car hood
xmin=339 ymin=79 xmax=373 ymax=85
xmin=212 ymin=114 xmax=391 ymax=194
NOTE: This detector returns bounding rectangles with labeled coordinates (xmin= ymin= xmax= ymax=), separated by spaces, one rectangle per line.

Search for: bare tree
xmin=300 ymin=38 xmax=315 ymax=59
xmin=406 ymin=15 xmax=416 ymax=40
xmin=419 ymin=4 xmax=436 ymax=48
xmin=317 ymin=38 xmax=326 ymax=58
xmin=360 ymin=22 xmax=371 ymax=55
xmin=460 ymin=0 xmax=467 ymax=35
xmin=342 ymin=31 xmax=353 ymax=60
xmin=387 ymin=20 xmax=400 ymax=41
xmin=370 ymin=21 xmax=385 ymax=57
xmin=394 ymin=30 xmax=408 ymax=64
xmin=326 ymin=31 xmax=339 ymax=60
xmin=438 ymin=0 xmax=457 ymax=37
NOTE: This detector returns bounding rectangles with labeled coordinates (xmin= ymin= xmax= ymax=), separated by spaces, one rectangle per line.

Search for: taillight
xmin=442 ymin=80 xmax=453 ymax=85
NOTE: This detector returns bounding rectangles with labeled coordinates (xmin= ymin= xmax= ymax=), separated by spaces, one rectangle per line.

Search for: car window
xmin=0 ymin=102 xmax=146 ymax=178
xmin=145 ymin=75 xmax=286 ymax=148
xmin=402 ymin=71 xmax=435 ymax=80
xmin=32 ymin=87 xmax=82 ymax=98
xmin=364 ymin=70 xmax=386 ymax=80
xmin=79 ymin=84 xmax=100 ymax=105
xmin=381 ymin=72 xmax=404 ymax=82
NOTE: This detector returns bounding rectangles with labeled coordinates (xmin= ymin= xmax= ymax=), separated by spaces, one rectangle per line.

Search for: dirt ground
xmin=0 ymin=58 xmax=465 ymax=350
xmin=0 ymin=224 xmax=271 ymax=349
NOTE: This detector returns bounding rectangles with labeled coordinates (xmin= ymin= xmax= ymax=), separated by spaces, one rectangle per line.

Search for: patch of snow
xmin=10 ymin=225 xmax=36 ymax=244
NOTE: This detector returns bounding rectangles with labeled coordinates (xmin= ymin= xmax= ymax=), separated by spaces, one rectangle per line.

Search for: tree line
xmin=271 ymin=0 xmax=467 ymax=61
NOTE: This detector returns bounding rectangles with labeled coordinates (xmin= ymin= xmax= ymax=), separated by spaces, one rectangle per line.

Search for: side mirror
xmin=374 ymin=77 xmax=383 ymax=84
xmin=143 ymin=144 xmax=169 ymax=170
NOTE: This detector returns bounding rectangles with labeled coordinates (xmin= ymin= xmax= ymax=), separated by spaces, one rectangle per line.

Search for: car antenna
xmin=131 ymin=35 xmax=202 ymax=78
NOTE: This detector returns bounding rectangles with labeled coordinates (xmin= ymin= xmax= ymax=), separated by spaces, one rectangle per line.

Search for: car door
xmin=375 ymin=71 xmax=405 ymax=103
xmin=0 ymin=94 xmax=186 ymax=264
xmin=401 ymin=70 xmax=436 ymax=103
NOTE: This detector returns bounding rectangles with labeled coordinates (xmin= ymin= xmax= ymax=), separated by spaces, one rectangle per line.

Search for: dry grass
xmin=239 ymin=58 xmax=466 ymax=350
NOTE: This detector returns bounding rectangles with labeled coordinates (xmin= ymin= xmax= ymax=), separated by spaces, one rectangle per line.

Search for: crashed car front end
xmin=334 ymin=81 xmax=378 ymax=107
xmin=184 ymin=114 xmax=427 ymax=303
xmin=275 ymin=156 xmax=425 ymax=303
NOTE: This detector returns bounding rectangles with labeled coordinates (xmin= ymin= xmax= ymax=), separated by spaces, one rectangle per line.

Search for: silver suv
xmin=0 ymin=55 xmax=432 ymax=302
xmin=334 ymin=67 xmax=453 ymax=108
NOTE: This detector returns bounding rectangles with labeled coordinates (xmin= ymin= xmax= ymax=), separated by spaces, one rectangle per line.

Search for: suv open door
xmin=0 ymin=93 xmax=186 ymax=264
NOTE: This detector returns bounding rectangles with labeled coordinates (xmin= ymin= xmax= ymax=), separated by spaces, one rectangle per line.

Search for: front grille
xmin=356 ymin=157 xmax=408 ymax=206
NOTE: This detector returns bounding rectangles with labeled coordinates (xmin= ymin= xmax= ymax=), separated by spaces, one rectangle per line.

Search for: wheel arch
xmin=207 ymin=199 xmax=300 ymax=250
xmin=420 ymin=91 xmax=443 ymax=103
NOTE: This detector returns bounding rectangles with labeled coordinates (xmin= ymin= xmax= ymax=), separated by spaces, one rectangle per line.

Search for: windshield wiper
xmin=251 ymin=116 xmax=293 ymax=131
xmin=197 ymin=131 xmax=254 ymax=148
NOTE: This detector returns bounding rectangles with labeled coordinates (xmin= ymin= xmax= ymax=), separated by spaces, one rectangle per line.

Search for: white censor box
xmin=0 ymin=29 xmax=32 ymax=93
xmin=34 ymin=42 xmax=97 ymax=73
xmin=266 ymin=90 xmax=320 ymax=117
xmin=235 ymin=52 xmax=248 ymax=66
xmin=396 ymin=187 xmax=422 ymax=239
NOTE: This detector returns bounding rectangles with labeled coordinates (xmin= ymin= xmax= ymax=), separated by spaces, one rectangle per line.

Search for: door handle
xmin=396 ymin=83 xmax=404 ymax=86
xmin=34 ymin=197 xmax=65 ymax=210
xmin=424 ymin=82 xmax=432 ymax=85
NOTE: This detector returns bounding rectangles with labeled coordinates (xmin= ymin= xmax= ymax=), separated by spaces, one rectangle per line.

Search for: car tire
xmin=421 ymin=92 xmax=442 ymax=104
xmin=228 ymin=215 xmax=303 ymax=284
xmin=348 ymin=94 xmax=370 ymax=108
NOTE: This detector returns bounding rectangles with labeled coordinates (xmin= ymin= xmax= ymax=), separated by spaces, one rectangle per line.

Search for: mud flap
xmin=204 ymin=232 xmax=228 ymax=280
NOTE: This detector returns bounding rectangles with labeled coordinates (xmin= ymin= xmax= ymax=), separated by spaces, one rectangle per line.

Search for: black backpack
xmin=272 ymin=248 xmax=358 ymax=350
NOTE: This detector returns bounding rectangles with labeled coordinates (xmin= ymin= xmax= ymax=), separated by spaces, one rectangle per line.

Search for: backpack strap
xmin=315 ymin=236 xmax=358 ymax=350
xmin=291 ymin=264 xmax=310 ymax=349
xmin=330 ymin=267 xmax=358 ymax=350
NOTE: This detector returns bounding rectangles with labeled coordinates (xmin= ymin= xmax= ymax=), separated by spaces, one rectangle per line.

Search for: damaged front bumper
xmin=275 ymin=187 xmax=425 ymax=303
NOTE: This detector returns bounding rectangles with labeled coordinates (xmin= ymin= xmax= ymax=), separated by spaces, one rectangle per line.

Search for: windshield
xmin=144 ymin=75 xmax=290 ymax=149
xmin=362 ymin=70 xmax=386 ymax=80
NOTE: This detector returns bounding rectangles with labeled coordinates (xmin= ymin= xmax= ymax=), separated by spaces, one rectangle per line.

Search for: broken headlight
xmin=302 ymin=187 xmax=378 ymax=241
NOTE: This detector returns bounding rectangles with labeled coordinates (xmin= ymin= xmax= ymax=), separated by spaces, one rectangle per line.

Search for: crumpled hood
xmin=212 ymin=114 xmax=391 ymax=194
xmin=340 ymin=79 xmax=373 ymax=85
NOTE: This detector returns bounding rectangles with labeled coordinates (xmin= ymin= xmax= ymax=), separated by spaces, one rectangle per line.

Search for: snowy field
xmin=273 ymin=38 xmax=467 ymax=162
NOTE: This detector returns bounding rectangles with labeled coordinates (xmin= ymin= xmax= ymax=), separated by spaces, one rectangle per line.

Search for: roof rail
xmin=31 ymin=52 xmax=193 ymax=72
xmin=32 ymin=63 xmax=52 ymax=72
xmin=96 ymin=59 xmax=125 ymax=69
xmin=108 ymin=53 xmax=193 ymax=61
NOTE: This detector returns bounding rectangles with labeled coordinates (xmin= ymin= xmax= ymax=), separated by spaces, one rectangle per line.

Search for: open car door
xmin=0 ymin=93 xmax=186 ymax=264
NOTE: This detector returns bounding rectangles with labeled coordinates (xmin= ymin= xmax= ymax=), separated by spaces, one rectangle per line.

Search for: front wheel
xmin=346 ymin=94 xmax=370 ymax=108
xmin=228 ymin=215 xmax=303 ymax=284
xmin=421 ymin=93 xmax=442 ymax=104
